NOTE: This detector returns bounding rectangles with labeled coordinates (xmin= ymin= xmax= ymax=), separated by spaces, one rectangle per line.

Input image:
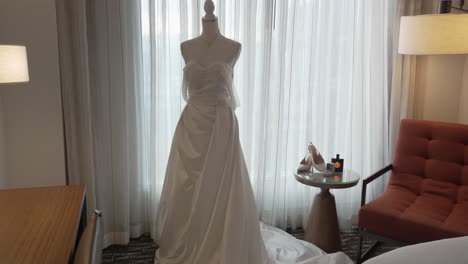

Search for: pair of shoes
xmin=297 ymin=143 xmax=326 ymax=172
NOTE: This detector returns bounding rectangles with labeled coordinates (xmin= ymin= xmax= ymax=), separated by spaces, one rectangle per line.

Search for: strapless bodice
xmin=182 ymin=61 xmax=238 ymax=109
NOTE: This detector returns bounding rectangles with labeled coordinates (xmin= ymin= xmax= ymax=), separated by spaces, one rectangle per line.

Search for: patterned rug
xmin=102 ymin=228 xmax=398 ymax=263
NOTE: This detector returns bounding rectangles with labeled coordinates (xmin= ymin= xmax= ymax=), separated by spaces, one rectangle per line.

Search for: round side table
xmin=294 ymin=170 xmax=359 ymax=253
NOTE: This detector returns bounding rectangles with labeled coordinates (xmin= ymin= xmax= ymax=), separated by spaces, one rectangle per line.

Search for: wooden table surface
xmin=0 ymin=185 xmax=85 ymax=263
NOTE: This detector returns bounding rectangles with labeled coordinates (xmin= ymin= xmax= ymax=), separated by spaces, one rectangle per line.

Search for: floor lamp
xmin=398 ymin=13 xmax=468 ymax=125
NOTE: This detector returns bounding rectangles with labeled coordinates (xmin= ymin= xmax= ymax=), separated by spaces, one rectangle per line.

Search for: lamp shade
xmin=398 ymin=14 xmax=468 ymax=55
xmin=0 ymin=45 xmax=29 ymax=83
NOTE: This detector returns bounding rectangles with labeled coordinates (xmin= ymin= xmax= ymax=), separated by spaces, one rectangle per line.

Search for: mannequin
xmin=156 ymin=1 xmax=355 ymax=263
xmin=181 ymin=0 xmax=241 ymax=67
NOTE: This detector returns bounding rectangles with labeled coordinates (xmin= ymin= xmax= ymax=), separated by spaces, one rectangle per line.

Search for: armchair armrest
xmin=361 ymin=164 xmax=393 ymax=207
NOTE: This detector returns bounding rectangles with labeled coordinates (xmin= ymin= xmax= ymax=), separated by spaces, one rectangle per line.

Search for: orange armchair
xmin=357 ymin=119 xmax=468 ymax=262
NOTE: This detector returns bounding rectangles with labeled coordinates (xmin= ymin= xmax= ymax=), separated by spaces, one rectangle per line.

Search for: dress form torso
xmin=180 ymin=1 xmax=242 ymax=110
xmin=181 ymin=19 xmax=242 ymax=68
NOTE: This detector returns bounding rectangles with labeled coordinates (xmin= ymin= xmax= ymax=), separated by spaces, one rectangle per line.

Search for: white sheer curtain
xmin=87 ymin=0 xmax=150 ymax=246
xmin=233 ymin=0 xmax=396 ymax=229
xmin=389 ymin=0 xmax=422 ymax=158
xmin=86 ymin=0 xmax=399 ymax=246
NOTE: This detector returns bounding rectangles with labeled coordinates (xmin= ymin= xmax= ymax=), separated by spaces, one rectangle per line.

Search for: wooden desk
xmin=0 ymin=185 xmax=86 ymax=263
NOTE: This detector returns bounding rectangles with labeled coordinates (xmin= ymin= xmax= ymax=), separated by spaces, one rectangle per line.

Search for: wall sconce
xmin=0 ymin=45 xmax=30 ymax=84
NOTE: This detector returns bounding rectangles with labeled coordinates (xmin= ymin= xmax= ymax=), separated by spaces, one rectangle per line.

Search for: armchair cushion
xmin=359 ymin=119 xmax=468 ymax=243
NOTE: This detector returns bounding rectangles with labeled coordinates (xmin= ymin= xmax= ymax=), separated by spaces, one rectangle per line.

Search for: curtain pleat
xmin=55 ymin=0 xmax=97 ymax=219
xmin=389 ymin=0 xmax=422 ymax=160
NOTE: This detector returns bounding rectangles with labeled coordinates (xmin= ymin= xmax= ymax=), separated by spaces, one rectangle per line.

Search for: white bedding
xmin=261 ymin=223 xmax=354 ymax=264
xmin=363 ymin=236 xmax=468 ymax=264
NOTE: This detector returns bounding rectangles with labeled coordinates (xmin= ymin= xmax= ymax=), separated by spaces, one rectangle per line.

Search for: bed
xmin=363 ymin=236 xmax=468 ymax=264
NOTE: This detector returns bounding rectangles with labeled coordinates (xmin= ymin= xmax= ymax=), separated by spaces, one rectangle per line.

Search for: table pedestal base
xmin=304 ymin=188 xmax=341 ymax=253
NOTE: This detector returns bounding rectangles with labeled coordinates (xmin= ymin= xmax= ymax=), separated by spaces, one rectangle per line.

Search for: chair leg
xmin=358 ymin=229 xmax=380 ymax=263
xmin=356 ymin=231 xmax=363 ymax=264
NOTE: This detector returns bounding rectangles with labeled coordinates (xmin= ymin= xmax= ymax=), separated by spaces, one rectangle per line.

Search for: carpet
xmin=102 ymin=228 xmax=398 ymax=263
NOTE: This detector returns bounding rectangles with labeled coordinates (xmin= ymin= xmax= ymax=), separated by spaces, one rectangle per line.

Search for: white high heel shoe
xmin=297 ymin=154 xmax=313 ymax=172
xmin=297 ymin=142 xmax=326 ymax=172
xmin=308 ymin=143 xmax=326 ymax=172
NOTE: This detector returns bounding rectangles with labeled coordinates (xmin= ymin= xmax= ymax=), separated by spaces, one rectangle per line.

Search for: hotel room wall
xmin=0 ymin=0 xmax=66 ymax=188
xmin=0 ymin=97 xmax=5 ymax=188
xmin=414 ymin=55 xmax=466 ymax=123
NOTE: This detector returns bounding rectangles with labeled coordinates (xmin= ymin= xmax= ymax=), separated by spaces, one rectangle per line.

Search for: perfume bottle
xmin=332 ymin=154 xmax=344 ymax=172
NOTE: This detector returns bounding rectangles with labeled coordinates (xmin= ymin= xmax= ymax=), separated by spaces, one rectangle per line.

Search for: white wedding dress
xmin=154 ymin=61 xmax=353 ymax=264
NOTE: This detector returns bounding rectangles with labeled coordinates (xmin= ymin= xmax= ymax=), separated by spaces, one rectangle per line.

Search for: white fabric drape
xmin=232 ymin=0 xmax=397 ymax=229
xmin=389 ymin=0 xmax=422 ymax=158
xmin=87 ymin=0 xmax=151 ymax=246
xmin=56 ymin=0 xmax=97 ymax=219
xmin=84 ymin=0 xmax=400 ymax=246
